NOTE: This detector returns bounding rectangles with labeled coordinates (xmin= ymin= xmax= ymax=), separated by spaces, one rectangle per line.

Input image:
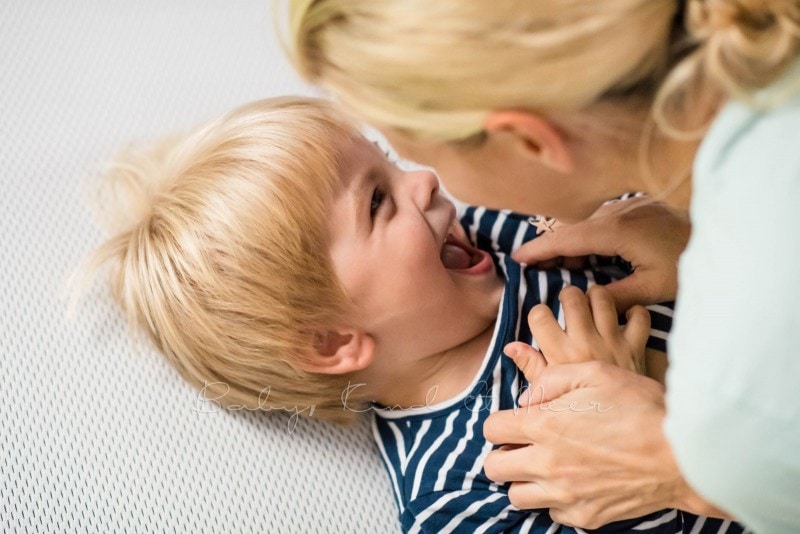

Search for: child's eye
xmin=370 ymin=187 xmax=385 ymax=219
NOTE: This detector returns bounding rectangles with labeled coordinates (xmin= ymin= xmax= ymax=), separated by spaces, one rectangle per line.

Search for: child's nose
xmin=407 ymin=170 xmax=440 ymax=211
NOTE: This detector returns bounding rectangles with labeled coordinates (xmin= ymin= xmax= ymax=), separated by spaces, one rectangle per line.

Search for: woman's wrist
xmin=673 ymin=480 xmax=732 ymax=519
xmin=666 ymin=441 xmax=732 ymax=519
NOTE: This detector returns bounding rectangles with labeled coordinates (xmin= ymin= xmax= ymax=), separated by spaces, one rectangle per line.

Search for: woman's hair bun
xmin=687 ymin=0 xmax=800 ymax=93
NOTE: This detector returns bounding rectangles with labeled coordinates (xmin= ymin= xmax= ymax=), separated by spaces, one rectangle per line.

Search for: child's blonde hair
xmin=288 ymin=0 xmax=800 ymax=142
xmin=82 ymin=97 xmax=366 ymax=425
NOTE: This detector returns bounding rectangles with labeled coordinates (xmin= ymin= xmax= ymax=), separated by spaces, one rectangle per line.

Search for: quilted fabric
xmin=0 ymin=1 xmax=399 ymax=531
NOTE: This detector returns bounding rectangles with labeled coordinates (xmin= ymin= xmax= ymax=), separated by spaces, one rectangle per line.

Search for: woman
xmin=287 ymin=0 xmax=800 ymax=531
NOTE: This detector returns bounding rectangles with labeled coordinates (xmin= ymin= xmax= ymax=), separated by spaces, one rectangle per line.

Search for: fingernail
xmin=504 ymin=344 xmax=519 ymax=359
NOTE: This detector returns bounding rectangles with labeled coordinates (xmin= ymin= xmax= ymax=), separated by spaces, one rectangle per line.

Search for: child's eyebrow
xmin=371 ymin=139 xmax=396 ymax=162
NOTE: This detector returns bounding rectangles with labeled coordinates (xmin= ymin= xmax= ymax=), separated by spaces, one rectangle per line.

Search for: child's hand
xmin=505 ymin=285 xmax=650 ymax=382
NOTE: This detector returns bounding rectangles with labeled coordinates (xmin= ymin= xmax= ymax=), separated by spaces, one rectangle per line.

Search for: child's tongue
xmin=441 ymin=243 xmax=472 ymax=270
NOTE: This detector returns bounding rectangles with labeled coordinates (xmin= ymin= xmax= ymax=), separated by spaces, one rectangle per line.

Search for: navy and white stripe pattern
xmin=372 ymin=207 xmax=742 ymax=534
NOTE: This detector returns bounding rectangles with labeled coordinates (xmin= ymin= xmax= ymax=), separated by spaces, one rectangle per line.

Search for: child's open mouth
xmin=440 ymin=230 xmax=491 ymax=273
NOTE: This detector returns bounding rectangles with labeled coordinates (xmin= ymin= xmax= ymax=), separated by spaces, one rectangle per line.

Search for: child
xmin=85 ymin=97 xmax=740 ymax=533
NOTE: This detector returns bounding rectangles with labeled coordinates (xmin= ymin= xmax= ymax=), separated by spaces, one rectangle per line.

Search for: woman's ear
xmin=304 ymin=328 xmax=376 ymax=375
xmin=484 ymin=110 xmax=574 ymax=174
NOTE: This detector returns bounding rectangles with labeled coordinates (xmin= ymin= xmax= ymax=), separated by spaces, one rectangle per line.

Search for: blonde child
xmin=84 ymin=97 xmax=739 ymax=533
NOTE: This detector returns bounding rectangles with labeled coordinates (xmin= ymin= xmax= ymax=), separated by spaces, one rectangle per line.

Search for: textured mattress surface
xmin=0 ymin=2 xmax=399 ymax=531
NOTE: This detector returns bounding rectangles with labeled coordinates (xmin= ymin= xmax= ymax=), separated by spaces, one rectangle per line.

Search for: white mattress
xmin=0 ymin=1 xmax=399 ymax=531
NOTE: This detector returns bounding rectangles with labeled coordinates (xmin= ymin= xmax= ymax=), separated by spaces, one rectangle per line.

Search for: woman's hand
xmin=483 ymin=360 xmax=728 ymax=527
xmin=518 ymin=284 xmax=651 ymax=375
xmin=483 ymin=286 xmax=728 ymax=527
xmin=513 ymin=198 xmax=690 ymax=312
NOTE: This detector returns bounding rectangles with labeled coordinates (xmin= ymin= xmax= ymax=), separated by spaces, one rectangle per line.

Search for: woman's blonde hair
xmin=79 ymin=97 xmax=366 ymax=425
xmin=288 ymin=0 xmax=800 ymax=142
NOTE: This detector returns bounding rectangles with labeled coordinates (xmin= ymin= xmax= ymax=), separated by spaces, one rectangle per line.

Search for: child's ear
xmin=304 ymin=328 xmax=375 ymax=375
xmin=484 ymin=110 xmax=574 ymax=174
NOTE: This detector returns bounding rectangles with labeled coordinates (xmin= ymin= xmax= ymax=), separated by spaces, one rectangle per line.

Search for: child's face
xmin=328 ymin=137 xmax=504 ymax=360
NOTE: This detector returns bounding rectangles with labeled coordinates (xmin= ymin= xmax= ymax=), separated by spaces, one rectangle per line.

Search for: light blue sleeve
xmin=664 ymin=65 xmax=800 ymax=534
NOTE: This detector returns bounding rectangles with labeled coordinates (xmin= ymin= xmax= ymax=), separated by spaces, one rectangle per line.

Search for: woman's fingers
xmin=504 ymin=341 xmax=547 ymax=383
xmin=482 ymin=465 xmax=564 ymax=510
xmin=512 ymin=198 xmax=646 ymax=264
xmin=513 ymin=198 xmax=688 ymax=312
xmin=512 ymin=222 xmax=612 ymax=264
xmin=526 ymin=304 xmax=568 ymax=364
xmin=599 ymin=271 xmax=658 ymax=312
xmin=557 ymin=285 xmax=595 ymax=353
xmin=507 ymin=482 xmax=562 ymax=510
xmin=623 ymin=305 xmax=651 ymax=372
xmin=483 ymin=363 xmax=598 ymax=445
xmin=483 ymin=407 xmax=535 ymax=445
xmin=484 ymin=445 xmax=540 ymax=483
xmin=484 ymin=362 xmax=681 ymax=527
xmin=585 ymin=285 xmax=619 ymax=340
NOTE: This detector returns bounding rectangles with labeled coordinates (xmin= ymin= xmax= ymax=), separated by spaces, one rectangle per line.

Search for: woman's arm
xmin=661 ymin=87 xmax=800 ymax=532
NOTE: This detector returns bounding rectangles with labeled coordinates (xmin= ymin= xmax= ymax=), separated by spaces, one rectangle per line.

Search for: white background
xmin=0 ymin=1 xmax=399 ymax=531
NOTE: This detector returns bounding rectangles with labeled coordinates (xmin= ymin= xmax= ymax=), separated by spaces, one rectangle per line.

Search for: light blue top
xmin=665 ymin=61 xmax=800 ymax=533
